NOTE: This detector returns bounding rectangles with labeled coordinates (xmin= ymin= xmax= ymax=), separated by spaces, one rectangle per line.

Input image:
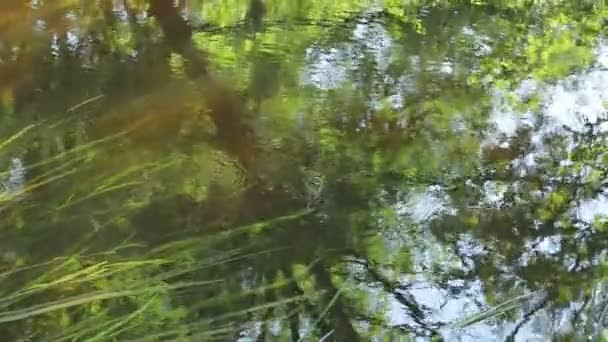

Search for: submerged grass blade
xmin=0 ymin=256 xmax=84 ymax=308
xmin=126 ymin=324 xmax=237 ymax=342
xmin=216 ymin=209 xmax=312 ymax=238
xmin=20 ymin=128 xmax=130 ymax=172
xmin=298 ymin=287 xmax=343 ymax=342
xmin=0 ymin=167 xmax=79 ymax=203
xmin=57 ymin=181 xmax=142 ymax=210
xmin=0 ymin=254 xmax=95 ymax=280
xmin=189 ymin=257 xmax=321 ymax=313
xmin=157 ymin=247 xmax=291 ymax=281
xmin=0 ymin=258 xmax=169 ymax=309
xmin=27 ymin=153 xmax=87 ymax=185
xmin=0 ymin=280 xmax=223 ymax=324
xmin=53 ymin=316 xmax=125 ymax=342
xmin=24 ymin=261 xmax=109 ymax=291
xmin=57 ymin=158 xmax=179 ymax=210
xmin=0 ymin=123 xmax=39 ymax=151
xmin=86 ymin=294 xmax=158 ymax=342
xmin=451 ymin=291 xmax=546 ymax=329
xmin=0 ymin=240 xmax=200 ymax=283
xmin=155 ymin=209 xmax=313 ymax=248
xmin=96 ymin=159 xmax=179 ymax=191
xmin=201 ymin=293 xmax=312 ymax=325
xmin=66 ymin=94 xmax=104 ymax=113
xmin=27 ymin=259 xmax=168 ymax=291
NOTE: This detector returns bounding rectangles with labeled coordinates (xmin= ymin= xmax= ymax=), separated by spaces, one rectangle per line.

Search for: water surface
xmin=0 ymin=1 xmax=607 ymax=341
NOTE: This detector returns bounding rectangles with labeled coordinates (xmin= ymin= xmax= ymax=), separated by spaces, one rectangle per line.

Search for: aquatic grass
xmin=0 ymin=256 xmax=84 ymax=305
xmin=221 ymin=208 xmax=313 ymax=236
xmin=54 ymin=283 xmax=306 ymax=341
xmin=0 ymin=241 xmax=163 ymax=299
xmin=0 ymin=202 xmax=315 ymax=339
xmin=298 ymin=287 xmax=343 ymax=341
xmin=0 ymin=128 xmax=129 ymax=180
xmin=0 ymin=246 xmax=150 ymax=286
xmin=0 ymin=117 xmax=159 ymax=196
xmin=147 ymin=212 xmax=307 ymax=255
xmin=66 ymin=94 xmax=105 ymax=113
xmin=0 ymin=131 xmax=113 ymax=204
xmin=0 ymin=258 xmax=168 ymax=309
xmin=94 ymin=163 xmax=158 ymax=190
xmin=0 ymin=167 xmax=79 ymax=203
xmin=0 ymin=242 xmax=269 ymax=321
xmin=92 ymin=156 xmax=185 ymax=191
xmin=450 ymin=290 xmax=546 ymax=329
xmin=0 ymin=279 xmax=223 ymax=324
xmin=26 ymin=153 xmax=88 ymax=185
xmin=145 ymin=237 xmax=213 ymax=256
xmin=0 ymin=123 xmax=40 ymax=152
xmin=157 ymin=208 xmax=314 ymax=245
xmin=201 ymin=293 xmax=313 ymax=325
xmin=85 ymin=293 xmax=158 ymax=342
xmin=125 ymin=324 xmax=237 ymax=342
xmin=0 ymin=238 xmax=122 ymax=301
xmin=0 ymin=115 xmax=317 ymax=339
xmin=32 ymin=237 xmax=237 ymax=283
xmin=56 ymin=158 xmax=182 ymax=210
xmin=43 ymin=248 xmax=261 ymax=340
xmin=188 ymin=257 xmax=322 ymax=314
xmin=24 ymin=259 xmax=169 ymax=290
xmin=130 ymin=304 xmax=305 ymax=341
xmin=0 ymin=253 xmax=109 ymax=280
xmin=53 ymin=316 xmax=127 ymax=342
xmin=188 ymin=277 xmax=299 ymax=312
xmin=0 ymin=245 xmax=311 ymax=340
xmin=56 ymin=181 xmax=143 ymax=210
xmin=144 ymin=248 xmax=286 ymax=284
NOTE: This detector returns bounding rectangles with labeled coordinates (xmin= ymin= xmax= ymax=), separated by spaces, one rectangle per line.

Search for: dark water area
xmin=0 ymin=1 xmax=607 ymax=341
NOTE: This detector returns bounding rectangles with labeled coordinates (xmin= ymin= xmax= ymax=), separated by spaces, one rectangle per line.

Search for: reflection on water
xmin=0 ymin=1 xmax=607 ymax=341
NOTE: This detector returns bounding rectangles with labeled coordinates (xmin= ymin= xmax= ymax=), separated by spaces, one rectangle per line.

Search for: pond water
xmin=0 ymin=1 xmax=607 ymax=341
